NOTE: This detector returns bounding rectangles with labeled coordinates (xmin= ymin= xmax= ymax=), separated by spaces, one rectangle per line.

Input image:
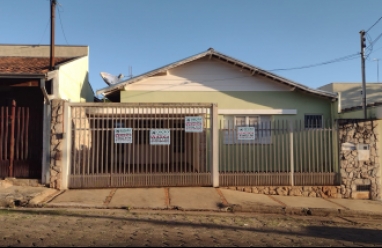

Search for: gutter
xmin=40 ymin=78 xmax=50 ymax=105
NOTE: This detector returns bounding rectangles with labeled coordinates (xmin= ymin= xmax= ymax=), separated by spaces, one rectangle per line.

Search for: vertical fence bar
xmin=290 ymin=120 xmax=294 ymax=186
xmin=212 ymin=104 xmax=219 ymax=187
xmin=8 ymin=100 xmax=16 ymax=177
xmin=0 ymin=107 xmax=3 ymax=162
xmin=87 ymin=107 xmax=91 ymax=176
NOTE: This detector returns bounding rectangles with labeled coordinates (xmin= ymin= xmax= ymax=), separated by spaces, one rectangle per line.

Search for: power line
xmin=370 ymin=32 xmax=382 ymax=46
xmin=57 ymin=2 xmax=69 ymax=44
xmin=38 ymin=19 xmax=50 ymax=45
xmin=365 ymin=32 xmax=382 ymax=59
xmin=267 ymin=53 xmax=360 ymax=72
xmin=366 ymin=16 xmax=382 ymax=33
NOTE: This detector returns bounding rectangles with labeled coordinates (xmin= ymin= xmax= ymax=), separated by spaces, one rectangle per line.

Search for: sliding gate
xmin=68 ymin=103 xmax=213 ymax=188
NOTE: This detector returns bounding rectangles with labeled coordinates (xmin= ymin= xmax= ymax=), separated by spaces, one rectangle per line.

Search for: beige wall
xmin=319 ymin=83 xmax=382 ymax=110
xmin=58 ymin=56 xmax=94 ymax=102
xmin=0 ymin=44 xmax=88 ymax=57
xmin=125 ymin=57 xmax=292 ymax=92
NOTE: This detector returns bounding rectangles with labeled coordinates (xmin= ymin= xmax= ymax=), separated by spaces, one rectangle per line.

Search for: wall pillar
xmin=338 ymin=120 xmax=381 ymax=200
xmin=49 ymin=99 xmax=66 ymax=190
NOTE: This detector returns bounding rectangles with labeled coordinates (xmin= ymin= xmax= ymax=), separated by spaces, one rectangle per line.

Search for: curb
xmin=19 ymin=202 xmax=382 ymax=218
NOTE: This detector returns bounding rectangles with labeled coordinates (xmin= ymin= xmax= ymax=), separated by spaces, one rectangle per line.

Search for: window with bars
xmin=223 ymin=115 xmax=272 ymax=144
xmin=304 ymin=114 xmax=323 ymax=129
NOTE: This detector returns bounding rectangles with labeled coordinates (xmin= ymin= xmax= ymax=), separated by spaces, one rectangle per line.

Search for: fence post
xmin=289 ymin=120 xmax=294 ymax=186
xmin=61 ymin=102 xmax=70 ymax=190
xmin=211 ymin=103 xmax=219 ymax=187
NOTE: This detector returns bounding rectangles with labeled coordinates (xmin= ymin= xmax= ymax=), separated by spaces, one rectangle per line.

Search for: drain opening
xmin=14 ymin=200 xmax=21 ymax=207
xmin=356 ymin=185 xmax=371 ymax=192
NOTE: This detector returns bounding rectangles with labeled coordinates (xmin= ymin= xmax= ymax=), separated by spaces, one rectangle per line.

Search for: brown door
xmin=0 ymin=99 xmax=42 ymax=179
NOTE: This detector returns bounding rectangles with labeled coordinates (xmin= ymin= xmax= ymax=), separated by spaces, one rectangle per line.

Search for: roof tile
xmin=0 ymin=57 xmax=76 ymax=75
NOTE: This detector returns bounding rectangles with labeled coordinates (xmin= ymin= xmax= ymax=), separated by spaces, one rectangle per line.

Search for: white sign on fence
xmin=185 ymin=116 xmax=204 ymax=133
xmin=150 ymin=129 xmax=171 ymax=145
xmin=237 ymin=127 xmax=256 ymax=141
xmin=114 ymin=128 xmax=133 ymax=144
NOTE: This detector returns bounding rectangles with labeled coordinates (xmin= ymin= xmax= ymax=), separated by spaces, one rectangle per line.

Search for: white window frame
xmin=223 ymin=115 xmax=272 ymax=144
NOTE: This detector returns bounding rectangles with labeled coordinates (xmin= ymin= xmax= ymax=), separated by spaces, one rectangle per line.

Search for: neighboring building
xmin=98 ymin=48 xmax=338 ymax=124
xmin=0 ymin=44 xmax=94 ymax=184
xmin=319 ymin=82 xmax=382 ymax=119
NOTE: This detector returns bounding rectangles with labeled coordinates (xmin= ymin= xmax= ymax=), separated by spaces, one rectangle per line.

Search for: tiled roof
xmin=96 ymin=48 xmax=338 ymax=100
xmin=0 ymin=57 xmax=75 ymax=75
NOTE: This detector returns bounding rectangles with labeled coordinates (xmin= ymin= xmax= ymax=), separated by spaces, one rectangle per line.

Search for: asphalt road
xmin=0 ymin=209 xmax=381 ymax=247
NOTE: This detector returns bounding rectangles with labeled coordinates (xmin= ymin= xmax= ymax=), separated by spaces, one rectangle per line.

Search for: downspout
xmin=40 ymin=78 xmax=51 ymax=185
xmin=40 ymin=78 xmax=51 ymax=105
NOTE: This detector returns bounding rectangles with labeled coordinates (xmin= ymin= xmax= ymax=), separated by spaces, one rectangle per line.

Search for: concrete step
xmin=1 ymin=178 xmax=43 ymax=188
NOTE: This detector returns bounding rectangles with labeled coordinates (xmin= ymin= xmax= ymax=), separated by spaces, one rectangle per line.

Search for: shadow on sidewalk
xmin=1 ymin=209 xmax=382 ymax=245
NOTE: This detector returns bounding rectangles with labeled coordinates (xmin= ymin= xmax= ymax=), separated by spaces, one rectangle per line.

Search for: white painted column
xmin=42 ymin=100 xmax=51 ymax=185
xmin=211 ymin=104 xmax=219 ymax=187
xmin=61 ymin=102 xmax=71 ymax=190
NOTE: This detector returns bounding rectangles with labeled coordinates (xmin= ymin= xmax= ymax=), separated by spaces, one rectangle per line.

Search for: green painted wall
xmin=121 ymin=91 xmax=333 ymax=121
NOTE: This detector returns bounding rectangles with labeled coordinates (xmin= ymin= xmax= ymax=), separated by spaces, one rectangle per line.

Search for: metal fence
xmin=68 ymin=103 xmax=214 ymax=188
xmin=219 ymin=119 xmax=339 ymax=186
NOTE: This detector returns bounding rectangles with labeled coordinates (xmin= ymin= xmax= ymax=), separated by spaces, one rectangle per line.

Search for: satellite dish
xmin=100 ymin=72 xmax=125 ymax=86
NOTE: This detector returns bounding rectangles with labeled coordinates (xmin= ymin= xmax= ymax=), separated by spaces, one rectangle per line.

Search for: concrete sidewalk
xmin=32 ymin=187 xmax=382 ymax=218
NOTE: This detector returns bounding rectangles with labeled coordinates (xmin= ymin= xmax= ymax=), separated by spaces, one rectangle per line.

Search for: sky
xmin=1 ymin=0 xmax=382 ymax=96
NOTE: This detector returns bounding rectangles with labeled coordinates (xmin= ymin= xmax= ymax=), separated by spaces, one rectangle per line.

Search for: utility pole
xmin=50 ymin=0 xmax=57 ymax=71
xmin=360 ymin=30 xmax=367 ymax=119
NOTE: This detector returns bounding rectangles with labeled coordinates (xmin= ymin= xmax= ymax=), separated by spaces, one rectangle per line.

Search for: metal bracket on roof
xmin=45 ymin=70 xmax=58 ymax=81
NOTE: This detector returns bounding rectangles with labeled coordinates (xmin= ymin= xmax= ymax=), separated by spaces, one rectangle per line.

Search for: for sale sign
xmin=237 ymin=127 xmax=256 ymax=141
xmin=185 ymin=116 xmax=203 ymax=133
xmin=114 ymin=128 xmax=133 ymax=143
xmin=150 ymin=129 xmax=171 ymax=145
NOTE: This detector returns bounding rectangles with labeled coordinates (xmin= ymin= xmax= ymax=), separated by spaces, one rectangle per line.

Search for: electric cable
xmin=366 ymin=16 xmax=382 ymax=33
xmin=57 ymin=2 xmax=69 ymax=44
xmin=268 ymin=53 xmax=360 ymax=72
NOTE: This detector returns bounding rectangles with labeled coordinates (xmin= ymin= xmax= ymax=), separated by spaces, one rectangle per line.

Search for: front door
xmin=0 ymin=99 xmax=42 ymax=179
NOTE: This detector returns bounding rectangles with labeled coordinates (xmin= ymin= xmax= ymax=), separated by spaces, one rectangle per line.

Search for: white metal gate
xmin=67 ymin=103 xmax=215 ymax=188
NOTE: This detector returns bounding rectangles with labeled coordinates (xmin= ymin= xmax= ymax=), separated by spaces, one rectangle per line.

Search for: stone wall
xmin=50 ymin=100 xmax=66 ymax=190
xmin=338 ymin=119 xmax=381 ymax=200
xmin=226 ymin=186 xmax=342 ymax=198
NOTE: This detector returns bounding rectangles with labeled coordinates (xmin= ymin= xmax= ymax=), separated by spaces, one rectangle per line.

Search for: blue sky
xmin=1 ymin=0 xmax=382 ymax=95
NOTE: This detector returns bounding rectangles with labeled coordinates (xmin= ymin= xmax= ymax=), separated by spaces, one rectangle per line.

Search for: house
xmin=319 ymin=82 xmax=382 ymax=119
xmin=0 ymin=44 xmax=94 ymax=185
xmin=55 ymin=48 xmax=339 ymax=189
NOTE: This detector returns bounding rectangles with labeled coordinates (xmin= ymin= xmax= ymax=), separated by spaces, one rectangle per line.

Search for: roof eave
xmin=96 ymin=50 xmax=212 ymax=96
xmin=97 ymin=48 xmax=338 ymax=100
xmin=0 ymin=73 xmax=45 ymax=79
